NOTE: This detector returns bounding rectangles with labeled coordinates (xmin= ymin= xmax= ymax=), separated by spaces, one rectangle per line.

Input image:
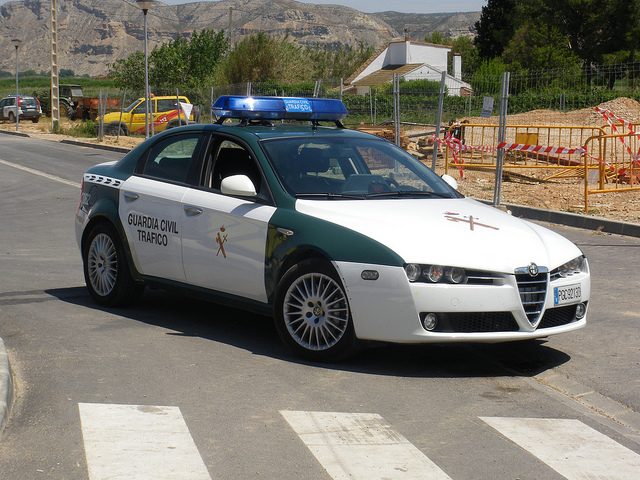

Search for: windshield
xmin=123 ymin=100 xmax=143 ymax=113
xmin=261 ymin=135 xmax=461 ymax=199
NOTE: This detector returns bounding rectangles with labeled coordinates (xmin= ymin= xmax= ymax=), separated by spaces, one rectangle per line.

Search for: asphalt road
xmin=0 ymin=134 xmax=639 ymax=479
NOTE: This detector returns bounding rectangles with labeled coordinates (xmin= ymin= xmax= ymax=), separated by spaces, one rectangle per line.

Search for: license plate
xmin=554 ymin=284 xmax=581 ymax=305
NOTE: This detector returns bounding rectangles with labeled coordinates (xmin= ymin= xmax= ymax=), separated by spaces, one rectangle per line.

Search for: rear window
xmin=21 ymin=97 xmax=38 ymax=106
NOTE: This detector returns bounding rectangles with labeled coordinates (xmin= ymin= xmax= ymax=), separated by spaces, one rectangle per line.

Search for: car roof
xmin=169 ymin=122 xmax=383 ymax=142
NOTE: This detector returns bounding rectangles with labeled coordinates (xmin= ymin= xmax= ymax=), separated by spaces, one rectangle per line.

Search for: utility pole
xmin=51 ymin=0 xmax=60 ymax=132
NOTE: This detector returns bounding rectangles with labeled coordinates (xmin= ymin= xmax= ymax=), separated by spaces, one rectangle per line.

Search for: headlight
xmin=405 ymin=264 xmax=421 ymax=282
xmin=446 ymin=267 xmax=466 ymax=284
xmin=427 ymin=265 xmax=444 ymax=283
xmin=404 ymin=263 xmax=467 ymax=284
xmin=557 ymin=256 xmax=587 ymax=278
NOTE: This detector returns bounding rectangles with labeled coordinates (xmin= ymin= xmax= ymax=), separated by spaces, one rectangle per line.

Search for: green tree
xmin=503 ymin=22 xmax=580 ymax=70
xmin=425 ymin=32 xmax=445 ymax=44
xmin=535 ymin=0 xmax=640 ymax=65
xmin=307 ymin=42 xmax=374 ymax=80
xmin=108 ymin=50 xmax=146 ymax=91
xmin=217 ymin=32 xmax=313 ymax=84
xmin=108 ymin=29 xmax=228 ymax=92
xmin=151 ymin=29 xmax=228 ymax=91
xmin=450 ymin=36 xmax=479 ymax=74
xmin=474 ymin=0 xmax=517 ymax=59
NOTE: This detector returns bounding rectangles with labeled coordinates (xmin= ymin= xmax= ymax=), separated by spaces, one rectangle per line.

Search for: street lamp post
xmin=137 ymin=0 xmax=154 ymax=139
xmin=11 ymin=39 xmax=22 ymax=132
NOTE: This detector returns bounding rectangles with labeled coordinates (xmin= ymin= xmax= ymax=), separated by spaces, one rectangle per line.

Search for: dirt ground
xmin=2 ymin=98 xmax=639 ymax=225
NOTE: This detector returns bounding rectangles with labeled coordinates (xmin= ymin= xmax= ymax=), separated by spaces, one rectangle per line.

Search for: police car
xmin=76 ymin=96 xmax=590 ymax=361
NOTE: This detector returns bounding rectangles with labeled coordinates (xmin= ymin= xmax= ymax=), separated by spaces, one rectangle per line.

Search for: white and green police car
xmin=76 ymin=96 xmax=590 ymax=361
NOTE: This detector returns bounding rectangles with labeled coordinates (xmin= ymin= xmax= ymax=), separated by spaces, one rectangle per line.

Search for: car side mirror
xmin=441 ymin=174 xmax=458 ymax=190
xmin=220 ymin=174 xmax=257 ymax=197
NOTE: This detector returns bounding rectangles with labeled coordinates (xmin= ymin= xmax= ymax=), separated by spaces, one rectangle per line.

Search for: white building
xmin=345 ymin=38 xmax=472 ymax=96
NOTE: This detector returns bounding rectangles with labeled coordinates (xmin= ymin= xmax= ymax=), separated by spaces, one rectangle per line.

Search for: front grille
xmin=538 ymin=304 xmax=579 ymax=329
xmin=422 ymin=312 xmax=519 ymax=333
xmin=516 ymin=272 xmax=548 ymax=325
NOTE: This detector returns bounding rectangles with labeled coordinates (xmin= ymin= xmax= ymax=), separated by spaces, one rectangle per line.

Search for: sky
xmin=0 ymin=0 xmax=486 ymax=15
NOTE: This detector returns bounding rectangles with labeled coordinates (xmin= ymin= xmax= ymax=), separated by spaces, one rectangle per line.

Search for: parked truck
xmin=96 ymin=95 xmax=200 ymax=136
xmin=34 ymin=84 xmax=83 ymax=118
xmin=35 ymin=84 xmax=121 ymax=120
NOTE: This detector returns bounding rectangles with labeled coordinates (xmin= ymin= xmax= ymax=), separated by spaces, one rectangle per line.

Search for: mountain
xmin=0 ymin=0 xmax=479 ymax=77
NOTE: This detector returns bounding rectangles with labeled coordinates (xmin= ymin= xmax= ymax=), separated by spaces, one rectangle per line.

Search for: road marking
xmin=280 ymin=410 xmax=452 ymax=480
xmin=481 ymin=416 xmax=640 ymax=479
xmin=79 ymin=403 xmax=211 ymax=480
xmin=0 ymin=158 xmax=80 ymax=188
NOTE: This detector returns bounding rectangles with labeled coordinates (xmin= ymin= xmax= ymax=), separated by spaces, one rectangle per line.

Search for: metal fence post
xmin=432 ymin=70 xmax=447 ymax=171
xmin=393 ymin=73 xmax=400 ymax=147
xmin=493 ymin=72 xmax=510 ymax=206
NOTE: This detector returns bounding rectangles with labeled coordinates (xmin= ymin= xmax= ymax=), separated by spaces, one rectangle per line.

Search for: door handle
xmin=123 ymin=192 xmax=139 ymax=201
xmin=183 ymin=206 xmax=203 ymax=217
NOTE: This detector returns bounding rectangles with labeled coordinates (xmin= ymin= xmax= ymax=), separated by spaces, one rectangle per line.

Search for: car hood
xmin=295 ymin=197 xmax=582 ymax=272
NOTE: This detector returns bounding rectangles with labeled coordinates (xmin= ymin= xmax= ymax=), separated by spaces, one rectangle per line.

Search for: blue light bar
xmin=212 ymin=96 xmax=348 ymax=122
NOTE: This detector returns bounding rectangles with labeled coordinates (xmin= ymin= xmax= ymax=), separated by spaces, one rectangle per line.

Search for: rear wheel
xmin=59 ymin=100 xmax=73 ymax=118
xmin=167 ymin=119 xmax=187 ymax=129
xmin=106 ymin=122 xmax=128 ymax=136
xmin=83 ymin=223 xmax=143 ymax=306
xmin=274 ymin=259 xmax=356 ymax=362
xmin=8 ymin=111 xmax=15 ymax=123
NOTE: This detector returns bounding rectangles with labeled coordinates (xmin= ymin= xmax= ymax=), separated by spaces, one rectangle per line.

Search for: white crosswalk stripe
xmin=481 ymin=416 xmax=640 ymax=479
xmin=77 ymin=403 xmax=640 ymax=479
xmin=280 ymin=410 xmax=452 ymax=480
xmin=79 ymin=403 xmax=211 ymax=480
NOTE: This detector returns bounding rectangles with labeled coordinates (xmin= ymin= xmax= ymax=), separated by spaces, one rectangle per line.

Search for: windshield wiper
xmin=364 ymin=190 xmax=454 ymax=199
xmin=295 ymin=192 xmax=367 ymax=200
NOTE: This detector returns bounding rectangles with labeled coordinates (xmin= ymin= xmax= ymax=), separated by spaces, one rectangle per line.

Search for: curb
xmin=0 ymin=128 xmax=31 ymax=138
xmin=60 ymin=139 xmax=131 ymax=154
xmin=0 ymin=338 xmax=14 ymax=436
xmin=503 ymin=202 xmax=640 ymax=238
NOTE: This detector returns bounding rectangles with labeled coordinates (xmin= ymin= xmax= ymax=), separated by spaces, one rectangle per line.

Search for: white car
xmin=76 ymin=96 xmax=590 ymax=361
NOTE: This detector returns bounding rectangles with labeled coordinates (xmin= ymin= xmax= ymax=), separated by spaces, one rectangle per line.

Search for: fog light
xmin=575 ymin=302 xmax=587 ymax=319
xmin=422 ymin=313 xmax=438 ymax=331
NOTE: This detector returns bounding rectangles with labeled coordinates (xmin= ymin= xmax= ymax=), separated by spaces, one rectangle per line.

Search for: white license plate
xmin=554 ymin=284 xmax=581 ymax=305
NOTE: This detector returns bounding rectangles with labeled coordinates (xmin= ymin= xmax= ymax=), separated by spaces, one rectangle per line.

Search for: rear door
xmin=119 ymin=131 xmax=206 ymax=281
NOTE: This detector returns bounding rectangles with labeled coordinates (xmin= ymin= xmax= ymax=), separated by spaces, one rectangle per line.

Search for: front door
xmin=181 ymin=139 xmax=276 ymax=303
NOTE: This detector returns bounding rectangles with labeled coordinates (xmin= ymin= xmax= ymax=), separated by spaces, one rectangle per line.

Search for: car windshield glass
xmin=123 ymin=100 xmax=142 ymax=113
xmin=21 ymin=97 xmax=37 ymax=106
xmin=261 ymin=135 xmax=460 ymax=199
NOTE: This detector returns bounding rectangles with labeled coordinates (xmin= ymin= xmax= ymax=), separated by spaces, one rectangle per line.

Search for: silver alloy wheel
xmin=282 ymin=272 xmax=349 ymax=351
xmin=87 ymin=233 xmax=118 ymax=297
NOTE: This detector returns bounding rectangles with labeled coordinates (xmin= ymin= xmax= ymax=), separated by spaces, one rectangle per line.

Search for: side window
xmin=0 ymin=99 xmax=6 ymax=108
xmin=156 ymin=99 xmax=177 ymax=112
xmin=206 ymin=140 xmax=263 ymax=195
xmin=133 ymin=100 xmax=152 ymax=115
xmin=141 ymin=133 xmax=201 ymax=184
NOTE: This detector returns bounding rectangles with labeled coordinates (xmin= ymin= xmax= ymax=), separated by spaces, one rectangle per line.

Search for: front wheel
xmin=274 ymin=259 xmax=356 ymax=362
xmin=83 ymin=223 xmax=143 ymax=307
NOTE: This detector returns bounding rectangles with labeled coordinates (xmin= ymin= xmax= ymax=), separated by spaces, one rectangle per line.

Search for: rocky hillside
xmin=0 ymin=0 xmax=478 ymax=77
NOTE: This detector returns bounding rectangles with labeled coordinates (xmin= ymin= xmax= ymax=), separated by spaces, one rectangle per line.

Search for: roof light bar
xmin=212 ymin=96 xmax=348 ymax=122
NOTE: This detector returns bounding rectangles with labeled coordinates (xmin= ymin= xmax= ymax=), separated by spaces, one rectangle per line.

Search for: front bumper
xmin=335 ymin=262 xmax=589 ymax=343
